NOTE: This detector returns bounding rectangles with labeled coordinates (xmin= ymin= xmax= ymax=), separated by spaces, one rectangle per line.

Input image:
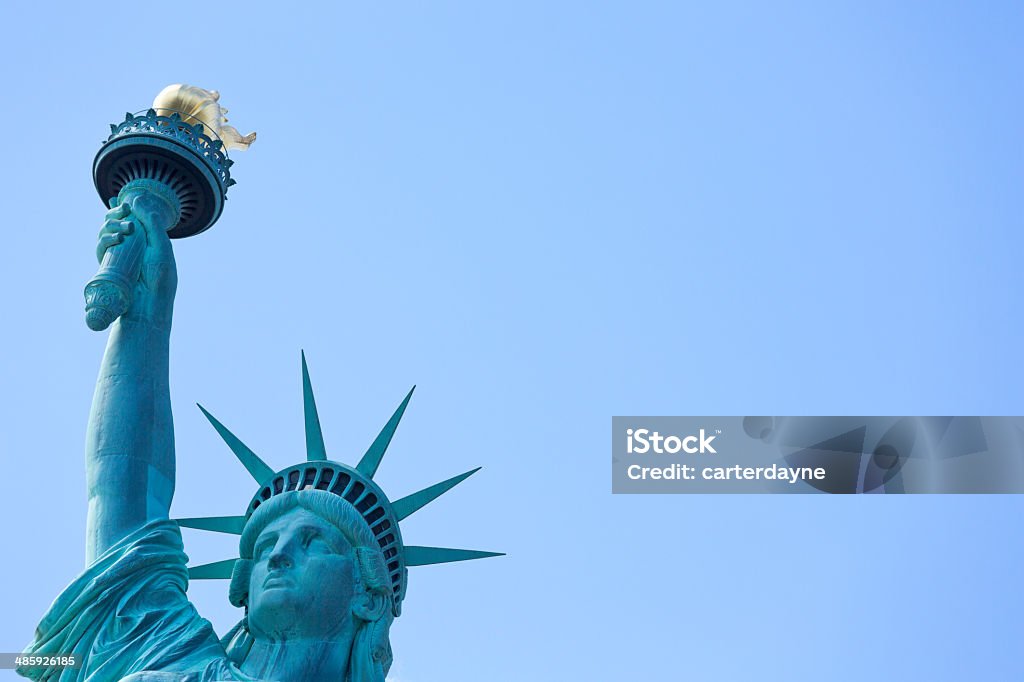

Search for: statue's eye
xmin=255 ymin=541 xmax=273 ymax=561
xmin=303 ymin=531 xmax=336 ymax=554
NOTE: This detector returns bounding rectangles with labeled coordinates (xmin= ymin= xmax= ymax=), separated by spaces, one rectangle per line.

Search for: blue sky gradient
xmin=1 ymin=3 xmax=1021 ymax=680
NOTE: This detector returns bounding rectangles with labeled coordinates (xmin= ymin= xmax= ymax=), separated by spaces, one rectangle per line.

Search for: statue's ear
xmin=228 ymin=559 xmax=252 ymax=607
xmin=352 ymin=590 xmax=388 ymax=622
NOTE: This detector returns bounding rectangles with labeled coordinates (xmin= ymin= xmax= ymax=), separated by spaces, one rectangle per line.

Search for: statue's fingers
xmin=95 ymin=233 xmax=124 ymax=263
xmin=97 ymin=219 xmax=134 ymax=240
xmin=105 ymin=203 xmax=131 ymax=221
xmin=96 ymin=221 xmax=115 ymax=240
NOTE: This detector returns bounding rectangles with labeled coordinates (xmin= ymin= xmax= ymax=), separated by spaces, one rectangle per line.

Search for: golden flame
xmin=152 ymin=84 xmax=256 ymax=152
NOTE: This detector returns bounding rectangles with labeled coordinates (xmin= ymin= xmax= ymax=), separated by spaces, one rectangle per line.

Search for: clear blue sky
xmin=1 ymin=2 xmax=1022 ymax=680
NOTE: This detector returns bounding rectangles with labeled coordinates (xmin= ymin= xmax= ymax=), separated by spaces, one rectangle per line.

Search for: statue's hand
xmin=97 ymin=198 xmax=177 ymax=327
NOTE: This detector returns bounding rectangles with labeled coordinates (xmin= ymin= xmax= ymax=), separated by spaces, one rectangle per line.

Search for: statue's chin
xmin=249 ymin=594 xmax=305 ymax=635
xmin=249 ymin=601 xmax=350 ymax=641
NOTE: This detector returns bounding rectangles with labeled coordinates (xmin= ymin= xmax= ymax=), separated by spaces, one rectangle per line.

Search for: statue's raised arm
xmin=82 ymin=82 xmax=253 ymax=565
xmin=85 ymin=192 xmax=179 ymax=565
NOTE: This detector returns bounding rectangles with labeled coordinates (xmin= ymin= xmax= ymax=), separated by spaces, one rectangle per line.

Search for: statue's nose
xmin=268 ymin=546 xmax=294 ymax=570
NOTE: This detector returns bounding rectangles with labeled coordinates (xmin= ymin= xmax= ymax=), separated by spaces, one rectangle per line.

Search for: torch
xmin=85 ymin=84 xmax=255 ymax=330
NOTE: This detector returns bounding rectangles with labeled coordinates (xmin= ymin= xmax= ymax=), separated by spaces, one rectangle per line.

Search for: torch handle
xmin=83 ymin=208 xmax=145 ymax=331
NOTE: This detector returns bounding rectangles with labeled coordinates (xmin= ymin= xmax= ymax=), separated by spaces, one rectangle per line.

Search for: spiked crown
xmin=178 ymin=353 xmax=501 ymax=616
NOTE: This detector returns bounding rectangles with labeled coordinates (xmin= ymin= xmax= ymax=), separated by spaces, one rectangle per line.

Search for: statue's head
xmin=185 ymin=358 xmax=502 ymax=681
xmin=224 ymin=490 xmax=394 ymax=679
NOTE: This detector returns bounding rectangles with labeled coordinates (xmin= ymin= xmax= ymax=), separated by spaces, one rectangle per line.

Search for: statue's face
xmin=247 ymin=507 xmax=357 ymax=638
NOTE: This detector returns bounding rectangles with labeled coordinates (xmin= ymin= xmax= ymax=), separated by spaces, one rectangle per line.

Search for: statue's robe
xmin=19 ymin=520 xmax=251 ymax=682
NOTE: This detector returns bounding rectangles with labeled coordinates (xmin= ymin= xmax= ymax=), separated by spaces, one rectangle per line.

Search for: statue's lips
xmin=263 ymin=574 xmax=294 ymax=589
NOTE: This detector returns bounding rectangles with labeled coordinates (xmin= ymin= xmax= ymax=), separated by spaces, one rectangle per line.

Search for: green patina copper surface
xmin=21 ymin=90 xmax=500 ymax=682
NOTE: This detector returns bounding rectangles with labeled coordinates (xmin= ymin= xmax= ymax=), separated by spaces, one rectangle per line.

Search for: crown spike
xmin=188 ymin=558 xmax=239 ymax=580
xmin=404 ymin=546 xmax=505 ymax=567
xmin=176 ymin=515 xmax=246 ymax=535
xmin=356 ymin=387 xmax=415 ymax=479
xmin=301 ymin=351 xmax=327 ymax=461
xmin=392 ymin=468 xmax=481 ymax=521
xmin=197 ymin=404 xmax=275 ymax=484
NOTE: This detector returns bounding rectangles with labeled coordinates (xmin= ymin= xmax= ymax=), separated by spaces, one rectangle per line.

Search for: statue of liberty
xmin=19 ymin=86 xmax=500 ymax=682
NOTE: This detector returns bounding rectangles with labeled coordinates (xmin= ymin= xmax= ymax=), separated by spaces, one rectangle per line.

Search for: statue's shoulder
xmin=21 ymin=519 xmax=231 ymax=681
